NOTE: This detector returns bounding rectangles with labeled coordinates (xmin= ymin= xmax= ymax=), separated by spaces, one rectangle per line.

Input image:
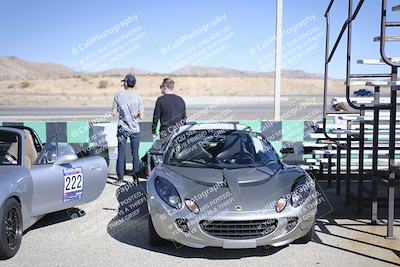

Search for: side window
xmin=34 ymin=137 xmax=58 ymax=165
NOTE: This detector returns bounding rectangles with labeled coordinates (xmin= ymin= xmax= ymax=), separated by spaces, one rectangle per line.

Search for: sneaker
xmin=113 ymin=180 xmax=124 ymax=186
xmin=132 ymin=174 xmax=139 ymax=184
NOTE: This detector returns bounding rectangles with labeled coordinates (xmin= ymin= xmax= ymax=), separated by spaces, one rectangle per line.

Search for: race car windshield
xmin=165 ymin=129 xmax=280 ymax=169
xmin=0 ymin=131 xmax=20 ymax=165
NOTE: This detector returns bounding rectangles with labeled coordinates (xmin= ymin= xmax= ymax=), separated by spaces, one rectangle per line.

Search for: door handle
xmin=89 ymin=165 xmax=101 ymax=172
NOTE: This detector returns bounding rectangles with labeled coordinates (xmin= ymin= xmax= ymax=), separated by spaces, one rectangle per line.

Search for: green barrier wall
xmin=0 ymin=120 xmax=317 ymax=161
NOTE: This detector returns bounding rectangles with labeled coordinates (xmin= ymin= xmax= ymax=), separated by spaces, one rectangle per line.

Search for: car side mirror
xmin=280 ymin=147 xmax=294 ymax=155
xmin=148 ymin=148 xmax=163 ymax=156
xmin=55 ymin=154 xmax=78 ymax=165
xmin=55 ymin=144 xmax=78 ymax=165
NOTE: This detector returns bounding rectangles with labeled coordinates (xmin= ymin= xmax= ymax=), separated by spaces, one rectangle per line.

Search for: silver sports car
xmin=0 ymin=126 xmax=107 ymax=259
xmin=146 ymin=123 xmax=317 ymax=249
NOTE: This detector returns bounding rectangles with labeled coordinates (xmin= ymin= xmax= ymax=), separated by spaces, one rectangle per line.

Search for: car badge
xmin=235 ymin=205 xmax=242 ymax=212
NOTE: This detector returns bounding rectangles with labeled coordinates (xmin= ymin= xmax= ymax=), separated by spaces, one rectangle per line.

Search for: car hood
xmin=157 ymin=164 xmax=306 ymax=212
xmin=166 ymin=165 xmax=279 ymax=184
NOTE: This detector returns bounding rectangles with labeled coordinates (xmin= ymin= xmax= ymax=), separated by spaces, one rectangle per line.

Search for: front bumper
xmin=148 ymin=194 xmax=317 ymax=249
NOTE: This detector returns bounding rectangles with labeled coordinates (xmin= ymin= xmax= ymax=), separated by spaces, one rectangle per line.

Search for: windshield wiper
xmin=177 ymin=158 xmax=222 ymax=169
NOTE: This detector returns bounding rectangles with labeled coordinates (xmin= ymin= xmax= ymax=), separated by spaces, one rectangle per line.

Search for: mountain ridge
xmin=0 ymin=56 xmax=327 ymax=80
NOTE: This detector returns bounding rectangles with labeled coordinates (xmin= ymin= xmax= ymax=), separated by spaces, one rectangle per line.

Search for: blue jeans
xmin=116 ymin=131 xmax=141 ymax=180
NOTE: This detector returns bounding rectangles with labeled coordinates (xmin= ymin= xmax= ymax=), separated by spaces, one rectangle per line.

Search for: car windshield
xmin=165 ymin=129 xmax=280 ymax=169
xmin=35 ymin=137 xmax=58 ymax=165
xmin=0 ymin=131 xmax=20 ymax=165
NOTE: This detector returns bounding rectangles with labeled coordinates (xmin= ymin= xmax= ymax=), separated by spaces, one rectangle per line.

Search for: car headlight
xmin=185 ymin=199 xmax=200 ymax=214
xmin=275 ymin=197 xmax=287 ymax=213
xmin=291 ymin=176 xmax=313 ymax=208
xmin=155 ymin=176 xmax=181 ymax=209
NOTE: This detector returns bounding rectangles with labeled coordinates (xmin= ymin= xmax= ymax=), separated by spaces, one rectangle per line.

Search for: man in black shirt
xmin=152 ymin=78 xmax=186 ymax=141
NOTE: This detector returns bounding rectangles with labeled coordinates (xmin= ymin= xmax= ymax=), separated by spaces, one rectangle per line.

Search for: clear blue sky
xmin=0 ymin=0 xmax=399 ymax=78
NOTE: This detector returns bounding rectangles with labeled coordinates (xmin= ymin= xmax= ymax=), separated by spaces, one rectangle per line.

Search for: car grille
xmin=200 ymin=219 xmax=278 ymax=240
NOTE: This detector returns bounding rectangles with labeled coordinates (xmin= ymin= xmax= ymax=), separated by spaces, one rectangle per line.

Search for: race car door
xmin=29 ymin=138 xmax=77 ymax=216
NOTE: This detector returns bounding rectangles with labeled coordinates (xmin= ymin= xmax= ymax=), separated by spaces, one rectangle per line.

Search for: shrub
xmin=98 ymin=80 xmax=108 ymax=89
xmin=20 ymin=81 xmax=30 ymax=88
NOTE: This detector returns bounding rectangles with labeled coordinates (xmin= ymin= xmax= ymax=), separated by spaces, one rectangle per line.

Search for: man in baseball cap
xmin=111 ymin=73 xmax=144 ymax=185
xmin=121 ymin=74 xmax=136 ymax=88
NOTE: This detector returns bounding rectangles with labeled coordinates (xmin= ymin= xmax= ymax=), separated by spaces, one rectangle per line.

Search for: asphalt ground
xmin=2 ymin=178 xmax=399 ymax=267
xmin=0 ymin=96 xmax=323 ymax=121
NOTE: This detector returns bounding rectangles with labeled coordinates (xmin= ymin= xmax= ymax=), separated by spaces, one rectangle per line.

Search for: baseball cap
xmin=121 ymin=74 xmax=136 ymax=87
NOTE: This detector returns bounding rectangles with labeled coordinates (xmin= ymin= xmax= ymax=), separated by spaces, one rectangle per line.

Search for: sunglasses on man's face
xmin=160 ymin=85 xmax=164 ymax=89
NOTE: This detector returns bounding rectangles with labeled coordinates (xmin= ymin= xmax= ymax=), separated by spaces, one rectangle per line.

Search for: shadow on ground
xmin=106 ymin=180 xmax=288 ymax=259
xmin=312 ymin=181 xmax=400 ymax=266
xmin=105 ymin=179 xmax=400 ymax=263
xmin=24 ymin=207 xmax=85 ymax=234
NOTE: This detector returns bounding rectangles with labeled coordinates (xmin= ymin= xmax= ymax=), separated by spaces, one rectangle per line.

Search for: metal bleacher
xmin=304 ymin=0 xmax=400 ymax=239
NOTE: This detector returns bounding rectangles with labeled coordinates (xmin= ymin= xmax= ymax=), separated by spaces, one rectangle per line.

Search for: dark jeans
xmin=116 ymin=131 xmax=141 ymax=180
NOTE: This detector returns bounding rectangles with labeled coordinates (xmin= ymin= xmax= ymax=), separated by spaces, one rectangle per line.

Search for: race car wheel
xmin=148 ymin=216 xmax=166 ymax=246
xmin=0 ymin=198 xmax=23 ymax=259
xmin=295 ymin=222 xmax=314 ymax=244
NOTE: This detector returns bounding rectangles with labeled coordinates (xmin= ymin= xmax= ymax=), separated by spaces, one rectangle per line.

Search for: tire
xmin=296 ymin=222 xmax=314 ymax=244
xmin=148 ymin=216 xmax=165 ymax=246
xmin=0 ymin=198 xmax=23 ymax=260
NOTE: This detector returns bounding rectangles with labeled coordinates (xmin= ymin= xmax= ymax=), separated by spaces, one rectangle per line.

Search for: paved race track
xmin=2 ymin=179 xmax=399 ymax=267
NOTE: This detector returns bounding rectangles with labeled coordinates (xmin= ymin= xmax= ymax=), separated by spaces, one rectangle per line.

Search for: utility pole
xmin=274 ymin=0 xmax=283 ymax=121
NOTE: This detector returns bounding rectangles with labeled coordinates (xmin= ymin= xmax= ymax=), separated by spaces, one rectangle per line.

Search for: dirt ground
xmin=0 ymin=76 xmax=345 ymax=107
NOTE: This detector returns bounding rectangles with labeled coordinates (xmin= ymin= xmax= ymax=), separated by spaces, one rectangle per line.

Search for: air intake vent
xmin=200 ymin=219 xmax=278 ymax=240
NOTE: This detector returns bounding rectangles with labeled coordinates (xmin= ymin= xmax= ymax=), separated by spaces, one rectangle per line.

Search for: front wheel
xmin=0 ymin=198 xmax=23 ymax=259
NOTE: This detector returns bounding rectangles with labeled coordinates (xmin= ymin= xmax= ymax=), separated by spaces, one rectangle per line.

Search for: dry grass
xmin=20 ymin=81 xmax=31 ymax=88
xmin=98 ymin=80 xmax=109 ymax=89
xmin=0 ymin=75 xmax=348 ymax=107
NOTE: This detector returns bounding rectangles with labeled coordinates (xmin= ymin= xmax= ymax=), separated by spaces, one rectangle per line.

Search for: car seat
xmin=23 ymin=130 xmax=38 ymax=169
xmin=215 ymin=134 xmax=242 ymax=163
